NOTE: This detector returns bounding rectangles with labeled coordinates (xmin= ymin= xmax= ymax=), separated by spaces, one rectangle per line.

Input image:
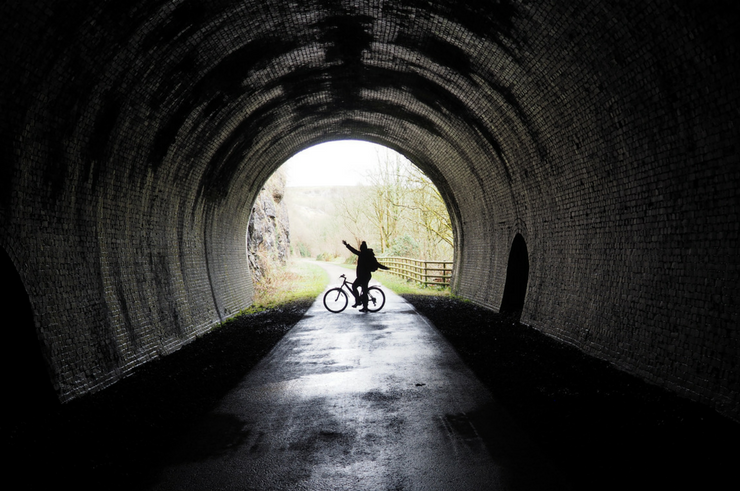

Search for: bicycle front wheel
xmin=366 ymin=286 xmax=386 ymax=312
xmin=323 ymin=287 xmax=349 ymax=313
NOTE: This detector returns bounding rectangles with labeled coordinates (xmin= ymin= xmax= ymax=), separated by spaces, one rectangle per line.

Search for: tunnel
xmin=0 ymin=0 xmax=738 ymax=422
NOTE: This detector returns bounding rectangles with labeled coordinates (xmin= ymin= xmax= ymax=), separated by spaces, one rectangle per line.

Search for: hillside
xmin=284 ymin=185 xmax=370 ymax=258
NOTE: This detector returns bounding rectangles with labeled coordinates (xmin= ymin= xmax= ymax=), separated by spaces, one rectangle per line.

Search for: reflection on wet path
xmin=149 ymin=262 xmax=568 ymax=490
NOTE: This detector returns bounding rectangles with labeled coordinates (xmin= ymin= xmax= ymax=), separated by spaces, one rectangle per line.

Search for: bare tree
xmin=362 ymin=150 xmax=411 ymax=253
xmin=331 ymin=147 xmax=453 ymax=260
xmin=337 ymin=188 xmax=372 ymax=246
xmin=405 ymin=166 xmax=454 ymax=259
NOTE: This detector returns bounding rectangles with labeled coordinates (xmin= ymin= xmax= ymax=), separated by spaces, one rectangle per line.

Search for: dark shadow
xmin=1 ymin=246 xmax=60 ymax=489
xmin=403 ymin=294 xmax=740 ymax=491
xmin=0 ymin=246 xmax=57 ymax=418
xmin=499 ymin=233 xmax=529 ymax=320
xmin=443 ymin=405 xmax=571 ymax=490
xmin=162 ymin=413 xmax=252 ymax=463
xmin=2 ymin=292 xmax=313 ymax=490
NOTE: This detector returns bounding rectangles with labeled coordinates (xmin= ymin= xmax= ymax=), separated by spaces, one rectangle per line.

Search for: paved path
xmin=148 ymin=262 xmax=567 ymax=490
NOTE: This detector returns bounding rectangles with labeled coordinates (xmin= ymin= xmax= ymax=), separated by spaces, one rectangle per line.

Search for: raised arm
xmin=342 ymin=240 xmax=359 ymax=256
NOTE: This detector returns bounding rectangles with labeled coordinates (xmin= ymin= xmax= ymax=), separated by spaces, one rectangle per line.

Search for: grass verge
xmin=243 ymin=259 xmax=329 ymax=313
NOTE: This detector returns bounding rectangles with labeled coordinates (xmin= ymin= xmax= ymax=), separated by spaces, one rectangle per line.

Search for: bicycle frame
xmin=323 ymin=274 xmax=386 ymax=313
xmin=337 ymin=274 xmax=357 ymax=298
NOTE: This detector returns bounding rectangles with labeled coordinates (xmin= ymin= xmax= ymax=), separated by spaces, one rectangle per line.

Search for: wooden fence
xmin=380 ymin=256 xmax=453 ymax=287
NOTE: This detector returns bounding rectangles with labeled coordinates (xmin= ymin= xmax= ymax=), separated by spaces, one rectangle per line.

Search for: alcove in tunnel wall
xmin=0 ymin=0 xmax=737 ymax=419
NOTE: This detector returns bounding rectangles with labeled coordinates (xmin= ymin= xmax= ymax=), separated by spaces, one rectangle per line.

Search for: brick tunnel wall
xmin=0 ymin=0 xmax=738 ymax=419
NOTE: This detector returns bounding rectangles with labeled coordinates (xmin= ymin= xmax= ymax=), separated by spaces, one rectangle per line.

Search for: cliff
xmin=247 ymin=170 xmax=290 ymax=280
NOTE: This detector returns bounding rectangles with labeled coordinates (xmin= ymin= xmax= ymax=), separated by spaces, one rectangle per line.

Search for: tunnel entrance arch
xmin=499 ymin=233 xmax=529 ymax=320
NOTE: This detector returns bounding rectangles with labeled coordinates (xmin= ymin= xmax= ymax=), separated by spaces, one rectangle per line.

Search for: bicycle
xmin=323 ymin=274 xmax=386 ymax=313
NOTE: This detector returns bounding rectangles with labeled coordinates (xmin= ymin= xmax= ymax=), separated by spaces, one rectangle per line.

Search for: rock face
xmin=248 ymin=171 xmax=290 ymax=281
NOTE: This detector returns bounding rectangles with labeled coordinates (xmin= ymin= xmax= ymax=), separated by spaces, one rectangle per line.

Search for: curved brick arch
xmin=0 ymin=1 xmax=738 ymax=419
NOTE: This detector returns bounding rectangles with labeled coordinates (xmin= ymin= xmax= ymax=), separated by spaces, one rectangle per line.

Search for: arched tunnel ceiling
xmin=1 ymin=1 xmax=738 ymax=419
xmin=10 ymin=0 xmax=539 ymax=215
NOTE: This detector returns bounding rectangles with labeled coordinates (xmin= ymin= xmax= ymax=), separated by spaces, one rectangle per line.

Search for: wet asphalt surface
xmin=5 ymin=262 xmax=739 ymax=490
xmin=147 ymin=262 xmax=566 ymax=490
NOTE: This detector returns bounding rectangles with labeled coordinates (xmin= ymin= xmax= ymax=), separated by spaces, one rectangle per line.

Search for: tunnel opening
xmin=499 ymin=233 xmax=529 ymax=321
xmin=278 ymin=140 xmax=454 ymax=261
xmin=246 ymin=139 xmax=456 ymax=297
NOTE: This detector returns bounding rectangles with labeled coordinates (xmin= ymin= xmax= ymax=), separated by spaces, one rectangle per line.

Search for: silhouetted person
xmin=342 ymin=240 xmax=389 ymax=312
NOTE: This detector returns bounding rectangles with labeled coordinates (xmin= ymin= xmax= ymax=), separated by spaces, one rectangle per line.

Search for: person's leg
xmin=359 ymin=276 xmax=370 ymax=311
xmin=351 ymin=278 xmax=362 ymax=307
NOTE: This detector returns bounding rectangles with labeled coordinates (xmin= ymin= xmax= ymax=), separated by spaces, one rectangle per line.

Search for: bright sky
xmin=282 ymin=140 xmax=400 ymax=187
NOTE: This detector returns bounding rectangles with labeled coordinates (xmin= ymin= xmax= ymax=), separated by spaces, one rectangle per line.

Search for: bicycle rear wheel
xmin=323 ymin=287 xmax=349 ymax=313
xmin=366 ymin=286 xmax=386 ymax=312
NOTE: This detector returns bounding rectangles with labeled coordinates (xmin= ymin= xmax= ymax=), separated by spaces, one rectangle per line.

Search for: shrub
xmin=388 ymin=234 xmax=420 ymax=258
xmin=296 ymin=242 xmax=311 ymax=258
xmin=316 ymin=252 xmax=338 ymax=262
